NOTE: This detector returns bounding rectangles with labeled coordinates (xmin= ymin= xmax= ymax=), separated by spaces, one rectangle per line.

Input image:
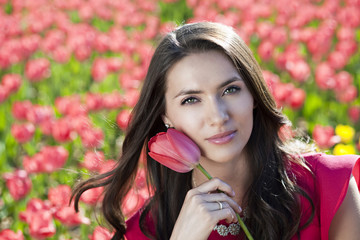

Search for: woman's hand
xmin=170 ymin=178 xmax=243 ymax=240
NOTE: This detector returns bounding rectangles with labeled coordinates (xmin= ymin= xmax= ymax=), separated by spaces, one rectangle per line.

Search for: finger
xmin=195 ymin=178 xmax=235 ymax=197
xmin=203 ymin=193 xmax=242 ymax=214
xmin=212 ymin=206 xmax=238 ymax=224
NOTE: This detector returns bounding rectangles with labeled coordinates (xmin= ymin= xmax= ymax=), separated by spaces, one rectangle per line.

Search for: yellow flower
xmin=333 ymin=144 xmax=356 ymax=155
xmin=335 ymin=125 xmax=355 ymax=143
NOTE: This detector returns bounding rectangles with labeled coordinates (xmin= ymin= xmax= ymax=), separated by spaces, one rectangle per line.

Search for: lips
xmin=206 ymin=130 xmax=237 ymax=144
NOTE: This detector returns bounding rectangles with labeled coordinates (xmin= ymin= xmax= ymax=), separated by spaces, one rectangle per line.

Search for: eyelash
xmin=180 ymin=86 xmax=241 ymax=105
xmin=223 ymin=85 xmax=241 ymax=95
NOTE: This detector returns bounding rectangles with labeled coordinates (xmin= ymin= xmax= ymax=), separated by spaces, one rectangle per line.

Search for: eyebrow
xmin=174 ymin=77 xmax=243 ymax=99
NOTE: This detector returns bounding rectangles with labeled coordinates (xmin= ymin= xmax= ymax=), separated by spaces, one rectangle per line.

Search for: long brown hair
xmin=72 ymin=22 xmax=314 ymax=240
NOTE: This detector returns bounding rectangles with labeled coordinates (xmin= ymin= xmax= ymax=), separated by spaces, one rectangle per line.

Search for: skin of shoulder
xmin=329 ymin=175 xmax=360 ymax=240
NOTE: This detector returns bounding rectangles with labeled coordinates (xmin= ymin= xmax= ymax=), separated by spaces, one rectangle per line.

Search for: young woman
xmin=72 ymin=22 xmax=360 ymax=239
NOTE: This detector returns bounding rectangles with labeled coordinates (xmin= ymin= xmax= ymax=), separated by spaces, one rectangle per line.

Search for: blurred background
xmin=0 ymin=0 xmax=359 ymax=239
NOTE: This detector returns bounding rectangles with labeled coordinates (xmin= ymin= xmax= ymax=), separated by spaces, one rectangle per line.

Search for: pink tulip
xmin=348 ymin=106 xmax=360 ymax=123
xmin=88 ymin=226 xmax=113 ymax=240
xmin=3 ymin=169 xmax=32 ymax=201
xmin=148 ymin=128 xmax=201 ymax=173
xmin=116 ymin=110 xmax=132 ymax=131
xmin=11 ymin=123 xmax=35 ymax=143
xmin=0 ymin=229 xmax=24 ymax=240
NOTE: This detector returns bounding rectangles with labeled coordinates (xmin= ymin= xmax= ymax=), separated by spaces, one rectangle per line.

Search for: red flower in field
xmin=312 ymin=125 xmax=339 ymax=149
xmin=19 ymin=199 xmax=56 ymax=239
xmin=11 ymin=123 xmax=35 ymax=143
xmin=124 ymin=89 xmax=140 ymax=108
xmin=0 ymin=86 xmax=9 ymax=103
xmin=107 ymin=57 xmax=123 ymax=72
xmin=348 ymin=106 xmax=360 ymax=123
xmin=52 ymin=118 xmax=76 ymax=142
xmin=103 ymin=92 xmax=123 ymax=109
xmin=80 ymin=127 xmax=104 ymax=148
xmin=119 ymin=73 xmax=142 ymax=90
xmin=55 ymin=95 xmax=86 ymax=116
xmin=0 ymin=229 xmax=24 ymax=240
xmin=86 ymin=93 xmax=104 ymax=111
xmin=3 ymin=169 xmax=32 ymax=201
xmin=23 ymin=146 xmax=68 ymax=173
xmin=25 ymin=58 xmax=50 ymax=82
xmin=80 ymin=187 xmax=104 ymax=205
xmin=327 ymin=51 xmax=348 ymax=70
xmin=51 ymin=46 xmax=71 ymax=63
xmin=315 ymin=63 xmax=336 ymax=90
xmin=335 ymin=85 xmax=358 ymax=103
xmin=286 ymin=88 xmax=306 ymax=109
xmin=272 ymin=83 xmax=294 ymax=107
xmin=116 ymin=110 xmax=132 ymax=130
xmin=257 ymin=40 xmax=274 ymax=61
xmin=82 ymin=151 xmax=105 ymax=172
xmin=286 ymin=60 xmax=310 ymax=82
xmin=1 ymin=74 xmax=21 ymax=93
xmin=26 ymin=104 xmax=54 ymax=124
xmin=92 ymin=58 xmax=109 ymax=82
xmin=88 ymin=226 xmax=114 ymax=240
xmin=334 ymin=71 xmax=353 ymax=91
xmin=48 ymin=185 xmax=71 ymax=207
xmin=99 ymin=159 xmax=117 ymax=174
xmin=53 ymin=205 xmax=90 ymax=226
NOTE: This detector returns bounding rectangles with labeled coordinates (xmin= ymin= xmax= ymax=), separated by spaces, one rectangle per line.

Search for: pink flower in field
xmin=11 ymin=123 xmax=35 ymax=143
xmin=0 ymin=86 xmax=9 ymax=103
xmin=337 ymin=27 xmax=355 ymax=41
xmin=348 ymin=106 xmax=360 ymax=123
xmin=80 ymin=127 xmax=104 ymax=148
xmin=11 ymin=100 xmax=32 ymax=120
xmin=327 ymin=51 xmax=348 ymax=70
xmin=312 ymin=125 xmax=339 ymax=149
xmin=53 ymin=205 xmax=90 ymax=226
xmin=26 ymin=104 xmax=54 ymax=125
xmin=74 ymin=45 xmax=92 ymax=61
xmin=122 ymin=188 xmax=148 ymax=218
xmin=124 ymin=89 xmax=140 ymax=108
xmin=107 ymin=57 xmax=123 ymax=72
xmin=337 ymin=7 xmax=360 ymax=28
xmin=270 ymin=26 xmax=287 ymax=45
xmin=334 ymin=71 xmax=353 ymax=91
xmin=19 ymin=199 xmax=56 ymax=239
xmin=315 ymin=63 xmax=336 ymax=90
xmin=80 ymin=187 xmax=104 ymax=205
xmin=51 ymin=46 xmax=71 ymax=63
xmin=258 ymin=40 xmax=274 ymax=61
xmin=52 ymin=118 xmax=76 ymax=142
xmin=88 ymin=226 xmax=114 ymax=240
xmin=3 ymin=169 xmax=32 ymax=201
xmin=0 ymin=229 xmax=24 ymax=240
xmin=41 ymin=29 xmax=66 ymax=53
xmin=335 ymin=85 xmax=358 ymax=103
xmin=94 ymin=33 xmax=110 ymax=53
xmin=286 ymin=60 xmax=310 ymax=82
xmin=116 ymin=110 xmax=132 ymax=130
xmin=23 ymin=146 xmax=68 ymax=173
xmin=82 ymin=151 xmax=105 ymax=172
xmin=286 ymin=88 xmax=306 ymax=109
xmin=335 ymin=40 xmax=358 ymax=58
xmin=55 ymin=95 xmax=86 ymax=116
xmin=25 ymin=58 xmax=50 ymax=82
xmin=79 ymin=5 xmax=94 ymax=21
xmin=99 ymin=159 xmax=117 ymax=174
xmin=103 ymin=92 xmax=123 ymax=109
xmin=92 ymin=58 xmax=109 ymax=82
xmin=272 ymin=83 xmax=295 ymax=107
xmin=86 ymin=93 xmax=104 ymax=111
xmin=119 ymin=73 xmax=142 ymax=90
xmin=1 ymin=74 xmax=21 ymax=93
xmin=48 ymin=185 xmax=71 ymax=207
xmin=262 ymin=70 xmax=280 ymax=95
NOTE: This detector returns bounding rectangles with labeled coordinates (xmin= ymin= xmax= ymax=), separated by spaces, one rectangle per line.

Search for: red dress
xmin=125 ymin=153 xmax=360 ymax=239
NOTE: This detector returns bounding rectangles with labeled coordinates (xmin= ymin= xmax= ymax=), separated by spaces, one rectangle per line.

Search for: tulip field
xmin=0 ymin=0 xmax=359 ymax=239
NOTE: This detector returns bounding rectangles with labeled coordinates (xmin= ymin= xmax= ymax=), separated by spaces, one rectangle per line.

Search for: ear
xmin=162 ymin=114 xmax=173 ymax=128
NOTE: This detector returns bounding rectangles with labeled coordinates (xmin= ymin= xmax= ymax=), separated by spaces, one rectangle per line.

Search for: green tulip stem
xmin=196 ymin=164 xmax=254 ymax=240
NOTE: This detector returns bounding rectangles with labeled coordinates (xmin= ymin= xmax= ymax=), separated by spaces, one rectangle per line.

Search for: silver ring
xmin=216 ymin=201 xmax=223 ymax=210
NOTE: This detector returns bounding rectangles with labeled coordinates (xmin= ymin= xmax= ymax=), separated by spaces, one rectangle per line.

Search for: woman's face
xmin=163 ymin=50 xmax=254 ymax=164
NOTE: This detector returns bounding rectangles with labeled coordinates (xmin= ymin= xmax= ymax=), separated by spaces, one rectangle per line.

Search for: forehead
xmin=165 ymin=50 xmax=241 ymax=94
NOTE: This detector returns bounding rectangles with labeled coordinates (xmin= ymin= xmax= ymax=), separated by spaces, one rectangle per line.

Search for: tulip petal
xmin=148 ymin=152 xmax=192 ymax=173
xmin=167 ymin=128 xmax=200 ymax=164
xmin=148 ymin=132 xmax=183 ymax=161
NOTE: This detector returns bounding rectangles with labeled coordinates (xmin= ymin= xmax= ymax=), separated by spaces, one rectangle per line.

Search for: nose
xmin=206 ymin=97 xmax=229 ymax=126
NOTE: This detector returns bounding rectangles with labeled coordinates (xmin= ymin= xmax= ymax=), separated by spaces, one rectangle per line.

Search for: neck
xmin=192 ymin=154 xmax=252 ymax=207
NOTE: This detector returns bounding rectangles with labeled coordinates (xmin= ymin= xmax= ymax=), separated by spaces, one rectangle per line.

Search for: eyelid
xmin=181 ymin=96 xmax=199 ymax=105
